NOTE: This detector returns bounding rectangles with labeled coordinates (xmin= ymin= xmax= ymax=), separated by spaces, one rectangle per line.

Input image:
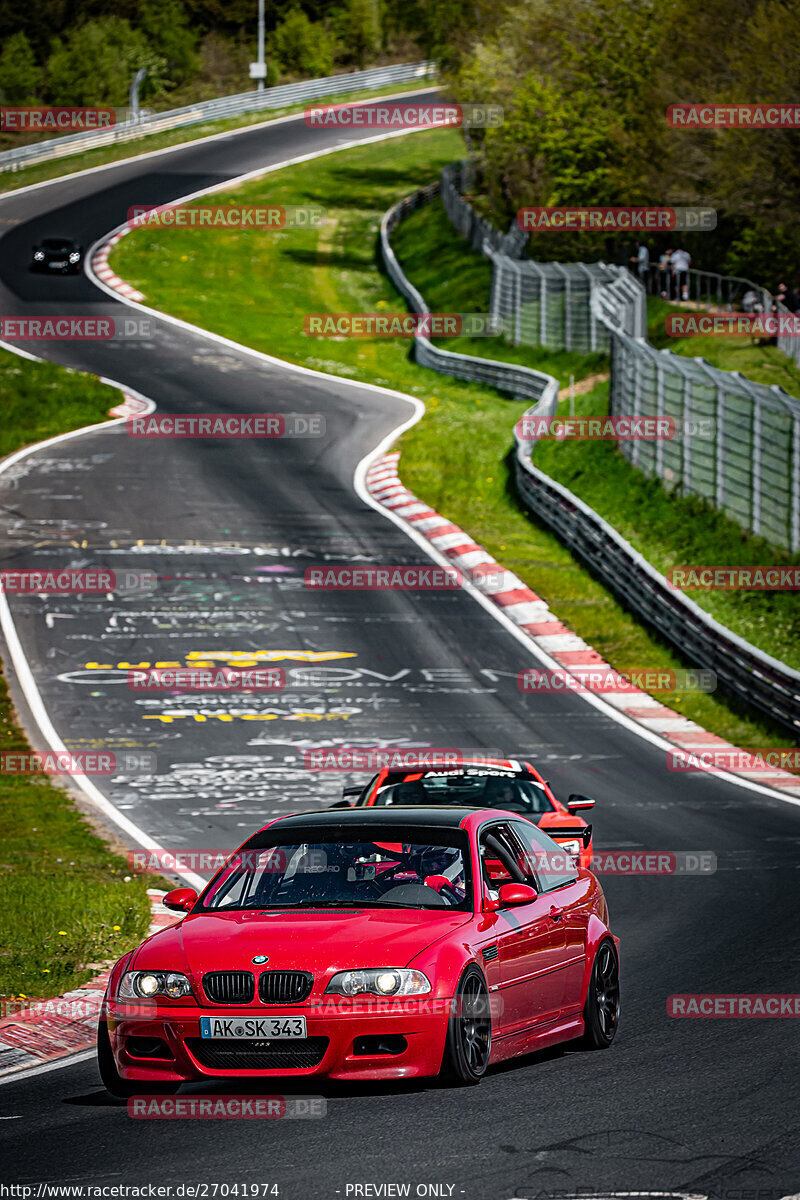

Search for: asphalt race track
xmin=0 ymin=94 xmax=798 ymax=1199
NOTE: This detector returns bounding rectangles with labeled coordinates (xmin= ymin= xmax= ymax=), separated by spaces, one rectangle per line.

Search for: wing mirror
xmin=163 ymin=887 xmax=198 ymax=912
xmin=567 ymin=794 xmax=596 ymax=811
xmin=498 ymin=882 xmax=538 ymax=907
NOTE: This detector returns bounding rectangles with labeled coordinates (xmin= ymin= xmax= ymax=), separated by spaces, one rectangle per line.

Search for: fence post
xmin=792 ymin=415 xmax=800 ymax=552
xmin=682 ymin=374 xmax=693 ymax=495
xmin=715 ymin=384 xmax=726 ymax=510
xmin=540 ymin=268 xmax=548 ymax=346
xmin=751 ymin=398 xmax=762 ymax=536
xmin=656 ymin=358 xmax=665 ymax=478
xmin=514 ymin=260 xmax=522 ymax=346
xmin=631 ymin=348 xmax=642 ymax=467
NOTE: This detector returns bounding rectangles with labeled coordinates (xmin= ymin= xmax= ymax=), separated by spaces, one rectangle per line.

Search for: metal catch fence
xmin=441 ymin=161 xmax=800 ymax=551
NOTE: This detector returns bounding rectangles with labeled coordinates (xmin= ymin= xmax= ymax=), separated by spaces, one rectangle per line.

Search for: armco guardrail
xmin=381 ymin=182 xmax=559 ymax=411
xmin=384 ymin=167 xmax=799 ymax=732
xmin=512 ymin=441 xmax=800 ymax=733
xmin=0 ymin=61 xmax=437 ymax=174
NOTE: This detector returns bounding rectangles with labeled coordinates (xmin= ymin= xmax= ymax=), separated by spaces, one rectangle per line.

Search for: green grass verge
xmin=0 ymin=347 xmax=118 ymax=456
xmin=0 ymin=80 xmax=435 ymax=196
xmin=109 ymin=129 xmax=792 ymax=747
xmin=0 ymin=348 xmax=157 ymax=1001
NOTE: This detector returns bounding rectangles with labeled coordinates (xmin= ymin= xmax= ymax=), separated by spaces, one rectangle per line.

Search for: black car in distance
xmin=31 ymin=237 xmax=83 ymax=274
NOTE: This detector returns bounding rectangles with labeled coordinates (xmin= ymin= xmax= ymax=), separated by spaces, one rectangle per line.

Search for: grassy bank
xmin=109 ymin=129 xmax=791 ymax=746
xmin=0 ymin=347 xmax=118 ymax=455
xmin=0 ymin=348 xmax=156 ymax=1001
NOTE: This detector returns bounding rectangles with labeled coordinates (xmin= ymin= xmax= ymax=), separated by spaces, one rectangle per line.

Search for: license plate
xmin=200 ymin=1015 xmax=306 ymax=1040
xmin=48 ymin=261 xmax=67 ymax=268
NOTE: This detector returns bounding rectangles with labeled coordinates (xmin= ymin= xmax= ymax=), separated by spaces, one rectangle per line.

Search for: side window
xmin=510 ymin=820 xmax=578 ymax=892
xmin=478 ymin=823 xmax=529 ymax=895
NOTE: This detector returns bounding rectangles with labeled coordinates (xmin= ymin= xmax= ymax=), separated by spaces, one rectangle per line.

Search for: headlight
xmin=33 ymin=251 xmax=44 ymax=260
xmin=325 ymin=968 xmax=431 ymax=997
xmin=68 ymin=251 xmax=80 ymax=263
xmin=118 ymin=970 xmax=193 ymax=1000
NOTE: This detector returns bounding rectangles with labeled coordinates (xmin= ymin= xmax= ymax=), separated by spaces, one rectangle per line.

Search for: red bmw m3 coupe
xmin=98 ymin=807 xmax=619 ymax=1095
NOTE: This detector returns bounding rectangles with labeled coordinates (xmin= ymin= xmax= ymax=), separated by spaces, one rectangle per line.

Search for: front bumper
xmin=30 ymin=261 xmax=81 ymax=273
xmin=105 ymin=998 xmax=451 ymax=1083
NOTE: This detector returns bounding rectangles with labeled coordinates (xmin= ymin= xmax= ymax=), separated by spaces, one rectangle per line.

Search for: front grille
xmin=258 ymin=971 xmax=313 ymax=1004
xmin=203 ymin=971 xmax=255 ymax=1004
xmin=187 ymin=1037 xmax=328 ymax=1070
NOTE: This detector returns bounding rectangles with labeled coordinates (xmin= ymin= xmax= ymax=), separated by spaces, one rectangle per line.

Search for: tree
xmin=333 ymin=0 xmax=381 ymax=69
xmin=44 ymin=17 xmax=168 ymax=107
xmin=272 ymin=9 xmax=336 ymax=77
xmin=0 ymin=31 xmax=40 ymax=104
xmin=137 ymin=0 xmax=202 ymax=89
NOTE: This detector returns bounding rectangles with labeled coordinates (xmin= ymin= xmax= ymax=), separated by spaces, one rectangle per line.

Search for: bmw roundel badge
xmin=252 ymin=954 xmax=270 ymax=964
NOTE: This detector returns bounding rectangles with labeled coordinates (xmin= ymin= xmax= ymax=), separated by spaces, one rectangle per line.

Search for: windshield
xmin=372 ymin=771 xmax=555 ymax=815
xmin=41 ymin=239 xmax=75 ymax=249
xmin=201 ymin=829 xmax=472 ymax=912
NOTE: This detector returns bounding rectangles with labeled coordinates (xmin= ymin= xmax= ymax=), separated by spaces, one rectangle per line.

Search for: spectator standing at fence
xmin=785 ymin=284 xmax=800 ymax=313
xmin=742 ymin=288 xmax=762 ymax=314
xmin=630 ymin=241 xmax=650 ymax=288
xmin=670 ymin=246 xmax=691 ymax=300
xmin=658 ymin=249 xmax=672 ymax=299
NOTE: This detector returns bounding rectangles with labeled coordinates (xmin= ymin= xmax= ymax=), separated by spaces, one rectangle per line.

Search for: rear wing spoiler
xmin=545 ymin=825 xmax=593 ymax=847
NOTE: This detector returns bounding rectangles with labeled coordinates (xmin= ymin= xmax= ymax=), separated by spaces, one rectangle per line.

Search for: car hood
xmin=132 ymin=907 xmax=472 ymax=979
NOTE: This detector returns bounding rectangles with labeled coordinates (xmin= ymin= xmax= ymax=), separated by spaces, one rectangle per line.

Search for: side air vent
xmin=482 ymin=945 xmax=499 ymax=963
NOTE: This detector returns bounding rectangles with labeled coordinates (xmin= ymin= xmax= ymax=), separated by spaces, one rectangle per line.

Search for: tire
xmin=96 ymin=1017 xmax=180 ymax=1098
xmin=581 ymin=939 xmax=620 ymax=1049
xmin=440 ymin=965 xmax=492 ymax=1085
